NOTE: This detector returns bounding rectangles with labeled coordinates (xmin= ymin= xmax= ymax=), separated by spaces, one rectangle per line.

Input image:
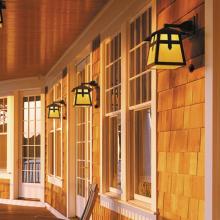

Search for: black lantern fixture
xmin=0 ymin=0 xmax=6 ymax=28
xmin=145 ymin=17 xmax=196 ymax=71
xmin=47 ymin=100 xmax=66 ymax=119
xmin=72 ymin=80 xmax=100 ymax=108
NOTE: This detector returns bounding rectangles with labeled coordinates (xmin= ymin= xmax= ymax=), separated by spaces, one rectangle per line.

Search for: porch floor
xmin=0 ymin=204 xmax=59 ymax=220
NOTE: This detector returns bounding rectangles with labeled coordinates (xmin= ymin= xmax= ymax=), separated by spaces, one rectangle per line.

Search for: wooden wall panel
xmin=44 ymin=74 xmax=68 ymax=216
xmin=157 ymin=1 xmax=205 ymax=220
xmin=0 ymin=179 xmax=10 ymax=199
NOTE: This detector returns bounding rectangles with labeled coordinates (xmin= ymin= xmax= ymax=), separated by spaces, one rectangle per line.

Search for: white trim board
xmin=0 ymin=77 xmax=43 ymax=96
xmin=0 ymin=199 xmax=45 ymax=207
xmin=100 ymin=194 xmax=156 ymax=220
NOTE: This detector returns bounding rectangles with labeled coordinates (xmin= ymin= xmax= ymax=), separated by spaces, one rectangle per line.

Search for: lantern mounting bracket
xmin=164 ymin=16 xmax=196 ymax=36
xmin=54 ymin=99 xmax=66 ymax=106
xmin=0 ymin=0 xmax=6 ymax=9
xmin=81 ymin=80 xmax=99 ymax=88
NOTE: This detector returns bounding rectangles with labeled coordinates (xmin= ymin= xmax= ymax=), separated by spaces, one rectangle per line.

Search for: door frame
xmin=18 ymin=89 xmax=45 ymax=201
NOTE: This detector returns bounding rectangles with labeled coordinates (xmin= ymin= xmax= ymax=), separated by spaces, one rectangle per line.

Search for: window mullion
xmin=120 ymin=22 xmax=128 ymax=201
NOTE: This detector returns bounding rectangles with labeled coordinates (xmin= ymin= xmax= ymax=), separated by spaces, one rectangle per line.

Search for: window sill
xmin=100 ymin=193 xmax=157 ymax=219
xmin=0 ymin=170 xmax=11 ymax=179
xmin=47 ymin=175 xmax=63 ymax=188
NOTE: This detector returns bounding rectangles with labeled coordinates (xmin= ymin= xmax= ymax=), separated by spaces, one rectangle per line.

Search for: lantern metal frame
xmin=145 ymin=17 xmax=197 ymax=71
xmin=145 ymin=28 xmax=186 ymax=69
xmin=47 ymin=99 xmax=66 ymax=119
xmin=71 ymin=80 xmax=100 ymax=108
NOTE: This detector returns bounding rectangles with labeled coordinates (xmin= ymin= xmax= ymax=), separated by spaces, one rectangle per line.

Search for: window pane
xmin=134 ymin=109 xmax=151 ymax=197
xmin=56 ymin=130 xmax=61 ymax=177
xmin=48 ymin=132 xmax=54 ymax=175
xmin=109 ymin=116 xmax=121 ymax=190
xmin=105 ymin=33 xmax=121 ymax=114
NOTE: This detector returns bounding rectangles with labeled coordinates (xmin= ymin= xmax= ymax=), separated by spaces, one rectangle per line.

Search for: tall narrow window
xmin=22 ymin=96 xmax=41 ymax=183
xmin=48 ymin=82 xmax=62 ymax=178
xmin=0 ymin=98 xmax=7 ymax=170
xmin=104 ymin=33 xmax=122 ymax=193
xmin=129 ymin=8 xmax=152 ymax=200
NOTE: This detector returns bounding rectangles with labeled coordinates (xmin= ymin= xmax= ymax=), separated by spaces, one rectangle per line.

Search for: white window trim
xmin=100 ymin=0 xmax=157 ymax=214
xmin=102 ymin=32 xmax=122 ymax=196
xmin=47 ymin=175 xmax=63 ymax=188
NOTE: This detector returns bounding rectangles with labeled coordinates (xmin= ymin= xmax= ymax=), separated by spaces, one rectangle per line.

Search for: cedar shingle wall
xmin=157 ymin=0 xmax=205 ymax=219
xmin=0 ymin=179 xmax=10 ymax=199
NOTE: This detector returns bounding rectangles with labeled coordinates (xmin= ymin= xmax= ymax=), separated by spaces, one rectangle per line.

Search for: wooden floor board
xmin=0 ymin=204 xmax=59 ymax=220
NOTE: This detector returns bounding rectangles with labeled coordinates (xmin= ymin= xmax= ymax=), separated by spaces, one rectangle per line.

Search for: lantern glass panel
xmin=158 ymin=43 xmax=184 ymax=63
xmin=147 ymin=32 xmax=185 ymax=70
xmin=74 ymin=88 xmax=92 ymax=106
xmin=48 ymin=107 xmax=60 ymax=119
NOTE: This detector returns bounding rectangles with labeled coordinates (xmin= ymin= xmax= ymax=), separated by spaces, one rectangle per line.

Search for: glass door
xmin=76 ymin=57 xmax=92 ymax=217
xmin=19 ymin=95 xmax=42 ymax=199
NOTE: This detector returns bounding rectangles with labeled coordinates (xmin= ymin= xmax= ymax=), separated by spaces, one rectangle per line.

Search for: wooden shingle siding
xmin=0 ymin=179 xmax=10 ymax=199
xmin=157 ymin=0 xmax=205 ymax=219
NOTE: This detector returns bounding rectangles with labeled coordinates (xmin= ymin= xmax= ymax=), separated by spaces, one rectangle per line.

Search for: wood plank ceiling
xmin=0 ymin=0 xmax=109 ymax=81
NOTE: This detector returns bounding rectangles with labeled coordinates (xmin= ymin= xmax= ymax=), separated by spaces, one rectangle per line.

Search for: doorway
xmin=19 ymin=95 xmax=42 ymax=200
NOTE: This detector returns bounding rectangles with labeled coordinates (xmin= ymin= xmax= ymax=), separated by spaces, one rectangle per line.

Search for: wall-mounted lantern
xmin=0 ymin=0 xmax=6 ymax=28
xmin=72 ymin=80 xmax=100 ymax=108
xmin=47 ymin=100 xmax=66 ymax=119
xmin=145 ymin=18 xmax=196 ymax=71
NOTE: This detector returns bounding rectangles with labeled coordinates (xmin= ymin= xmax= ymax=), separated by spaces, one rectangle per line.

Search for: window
xmin=129 ymin=8 xmax=152 ymax=200
xmin=0 ymin=97 xmax=7 ymax=170
xmin=75 ymin=56 xmax=92 ymax=209
xmin=104 ymin=33 xmax=122 ymax=193
xmin=48 ymin=82 xmax=63 ymax=179
xmin=22 ymin=96 xmax=41 ymax=183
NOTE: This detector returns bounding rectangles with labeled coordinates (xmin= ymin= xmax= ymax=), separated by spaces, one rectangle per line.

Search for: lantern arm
xmin=46 ymin=102 xmax=60 ymax=108
xmin=164 ymin=17 xmax=196 ymax=35
xmin=71 ymin=80 xmax=99 ymax=92
xmin=82 ymin=80 xmax=99 ymax=88
xmin=54 ymin=99 xmax=66 ymax=106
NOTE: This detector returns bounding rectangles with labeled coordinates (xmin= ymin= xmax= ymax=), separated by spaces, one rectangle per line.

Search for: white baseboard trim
xmin=100 ymin=194 xmax=157 ymax=220
xmin=45 ymin=203 xmax=69 ymax=220
xmin=0 ymin=199 xmax=45 ymax=207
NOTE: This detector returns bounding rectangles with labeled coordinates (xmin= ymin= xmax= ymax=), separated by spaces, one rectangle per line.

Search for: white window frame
xmin=128 ymin=6 xmax=156 ymax=205
xmin=103 ymin=32 xmax=122 ymax=196
xmin=100 ymin=0 xmax=157 ymax=214
xmin=47 ymin=81 xmax=63 ymax=187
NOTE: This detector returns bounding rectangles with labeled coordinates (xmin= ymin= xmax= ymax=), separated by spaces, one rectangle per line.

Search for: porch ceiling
xmin=0 ymin=0 xmax=109 ymax=81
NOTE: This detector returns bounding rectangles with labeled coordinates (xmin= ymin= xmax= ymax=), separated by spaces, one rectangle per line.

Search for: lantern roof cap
xmin=47 ymin=102 xmax=60 ymax=108
xmin=71 ymin=84 xmax=93 ymax=92
xmin=145 ymin=27 xmax=184 ymax=41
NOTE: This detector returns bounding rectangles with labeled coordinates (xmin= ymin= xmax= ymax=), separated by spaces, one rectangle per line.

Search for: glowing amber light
xmin=0 ymin=10 xmax=3 ymax=28
xmin=73 ymin=85 xmax=92 ymax=107
xmin=146 ymin=28 xmax=186 ymax=70
xmin=47 ymin=103 xmax=61 ymax=119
